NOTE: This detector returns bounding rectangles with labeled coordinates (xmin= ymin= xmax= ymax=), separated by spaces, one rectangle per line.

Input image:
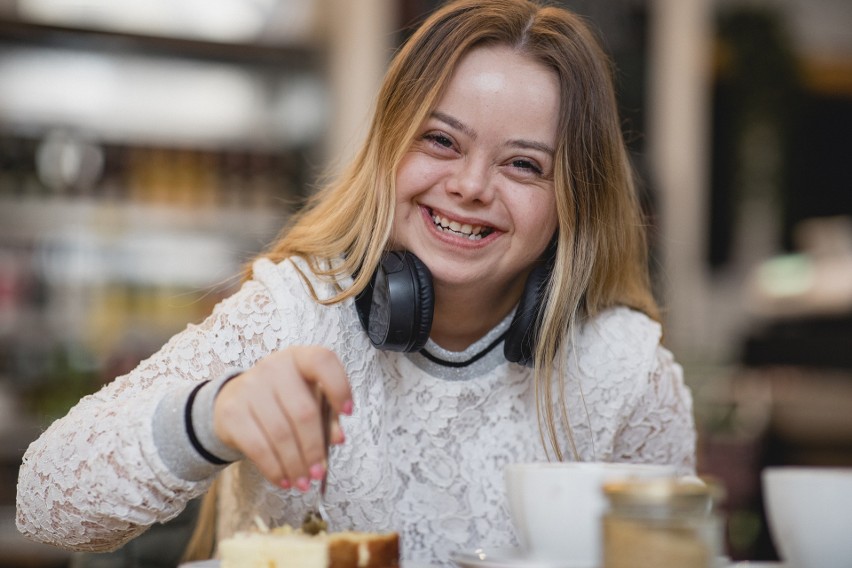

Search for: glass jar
xmin=601 ymin=478 xmax=724 ymax=568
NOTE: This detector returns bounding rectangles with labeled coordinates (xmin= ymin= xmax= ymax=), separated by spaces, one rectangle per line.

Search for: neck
xmin=429 ymin=280 xmax=523 ymax=351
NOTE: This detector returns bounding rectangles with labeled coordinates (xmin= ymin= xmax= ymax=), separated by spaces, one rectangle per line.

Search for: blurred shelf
xmin=742 ymin=314 xmax=852 ymax=370
xmin=0 ymin=195 xmax=288 ymax=242
xmin=0 ymin=9 xmax=330 ymax=150
xmin=0 ymin=16 xmax=322 ymax=68
xmin=0 ymin=2 xmax=333 ymax=403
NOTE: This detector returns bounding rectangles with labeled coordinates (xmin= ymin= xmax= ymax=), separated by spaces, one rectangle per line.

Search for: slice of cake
xmin=219 ymin=525 xmax=400 ymax=568
xmin=327 ymin=531 xmax=400 ymax=568
xmin=220 ymin=527 xmax=326 ymax=568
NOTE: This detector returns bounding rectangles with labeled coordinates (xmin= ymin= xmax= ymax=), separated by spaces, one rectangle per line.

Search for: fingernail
xmin=342 ymin=400 xmax=354 ymax=416
xmin=296 ymin=477 xmax=311 ymax=492
xmin=335 ymin=429 xmax=345 ymax=444
xmin=309 ymin=463 xmax=325 ymax=480
xmin=280 ymin=479 xmax=291 ymax=489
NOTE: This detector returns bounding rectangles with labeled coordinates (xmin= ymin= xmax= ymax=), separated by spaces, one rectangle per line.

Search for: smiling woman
xmin=391 ymin=44 xmax=560 ymax=350
xmin=16 ymin=1 xmax=697 ymax=566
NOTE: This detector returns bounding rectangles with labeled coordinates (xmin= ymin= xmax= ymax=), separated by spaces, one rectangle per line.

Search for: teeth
xmin=431 ymin=212 xmax=491 ymax=239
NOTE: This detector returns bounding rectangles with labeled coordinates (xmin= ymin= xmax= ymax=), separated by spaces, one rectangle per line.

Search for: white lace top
xmin=16 ymin=257 xmax=696 ymax=566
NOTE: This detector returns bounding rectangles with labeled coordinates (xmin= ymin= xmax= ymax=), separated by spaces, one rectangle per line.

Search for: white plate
xmin=450 ymin=547 xmax=591 ymax=568
xmin=451 ymin=548 xmax=739 ymax=568
xmin=181 ymin=560 xmax=438 ymax=568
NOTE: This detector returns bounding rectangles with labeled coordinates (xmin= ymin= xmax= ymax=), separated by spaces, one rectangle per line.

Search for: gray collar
xmin=404 ymin=310 xmax=515 ymax=380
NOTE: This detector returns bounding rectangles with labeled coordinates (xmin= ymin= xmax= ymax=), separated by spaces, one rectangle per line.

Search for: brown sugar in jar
xmin=601 ymin=478 xmax=724 ymax=568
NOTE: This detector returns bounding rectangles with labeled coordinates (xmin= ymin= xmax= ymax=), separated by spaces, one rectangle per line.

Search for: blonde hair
xmin=184 ymin=0 xmax=658 ymax=560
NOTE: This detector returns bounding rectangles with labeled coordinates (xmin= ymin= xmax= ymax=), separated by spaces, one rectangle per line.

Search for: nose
xmin=446 ymin=156 xmax=494 ymax=204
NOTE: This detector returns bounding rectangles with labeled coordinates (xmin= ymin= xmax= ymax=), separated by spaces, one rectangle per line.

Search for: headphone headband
xmin=355 ymin=249 xmax=553 ymax=366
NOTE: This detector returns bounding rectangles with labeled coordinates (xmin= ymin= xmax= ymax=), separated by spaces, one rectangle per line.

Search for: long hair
xmin=184 ymin=0 xmax=659 ymax=560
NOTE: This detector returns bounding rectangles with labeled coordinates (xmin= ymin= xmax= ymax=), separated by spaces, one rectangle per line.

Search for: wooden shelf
xmin=0 ymin=16 xmax=323 ymax=68
xmin=0 ymin=195 xmax=288 ymax=243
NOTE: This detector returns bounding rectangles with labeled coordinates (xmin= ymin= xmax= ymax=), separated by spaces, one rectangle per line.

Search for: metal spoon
xmin=302 ymin=392 xmax=331 ymax=534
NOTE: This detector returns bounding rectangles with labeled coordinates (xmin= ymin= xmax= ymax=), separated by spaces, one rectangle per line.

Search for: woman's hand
xmin=212 ymin=346 xmax=353 ymax=490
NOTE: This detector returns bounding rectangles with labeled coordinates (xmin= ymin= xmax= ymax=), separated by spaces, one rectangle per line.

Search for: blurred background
xmin=0 ymin=0 xmax=850 ymax=565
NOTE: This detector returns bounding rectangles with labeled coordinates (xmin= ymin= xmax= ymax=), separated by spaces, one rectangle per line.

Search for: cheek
xmin=395 ymin=154 xmax=447 ymax=202
xmin=395 ymin=155 xmax=423 ymax=203
xmin=517 ymin=194 xmax=558 ymax=242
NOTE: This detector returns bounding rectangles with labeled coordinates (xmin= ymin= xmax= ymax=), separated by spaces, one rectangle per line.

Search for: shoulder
xmin=565 ymin=306 xmax=668 ymax=406
xmin=251 ymin=255 xmax=313 ymax=292
xmin=562 ymin=307 xmax=694 ymax=468
xmin=569 ymin=306 xmax=689 ymax=416
xmin=249 ymin=255 xmax=364 ymax=349
xmin=572 ymin=306 xmax=663 ymax=369
xmin=251 ymin=256 xmax=351 ymax=305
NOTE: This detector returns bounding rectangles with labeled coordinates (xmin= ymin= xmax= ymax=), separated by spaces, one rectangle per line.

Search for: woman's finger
xmin=248 ymin=381 xmax=310 ymax=485
xmin=270 ymin=352 xmax=328 ymax=484
xmin=213 ymin=346 xmax=351 ymax=489
xmin=225 ymin=405 xmax=291 ymax=485
xmin=290 ymin=346 xmax=354 ymax=417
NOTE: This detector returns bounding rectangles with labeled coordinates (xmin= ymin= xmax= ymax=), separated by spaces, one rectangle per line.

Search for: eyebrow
xmin=432 ymin=111 xmax=476 ymax=140
xmin=431 ymin=110 xmax=554 ymax=156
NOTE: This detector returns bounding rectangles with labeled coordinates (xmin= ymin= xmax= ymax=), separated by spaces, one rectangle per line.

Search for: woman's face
xmin=392 ymin=44 xmax=560 ymax=300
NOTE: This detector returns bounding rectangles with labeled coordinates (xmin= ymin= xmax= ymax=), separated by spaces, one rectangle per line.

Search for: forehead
xmin=433 ymin=44 xmax=561 ymax=144
xmin=447 ymin=44 xmax=558 ymax=98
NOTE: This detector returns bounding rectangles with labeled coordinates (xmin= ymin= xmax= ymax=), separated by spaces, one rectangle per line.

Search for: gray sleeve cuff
xmin=152 ymin=370 xmax=246 ymax=481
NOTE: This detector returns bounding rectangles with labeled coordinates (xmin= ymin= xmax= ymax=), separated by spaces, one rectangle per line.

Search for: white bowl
xmin=762 ymin=466 xmax=852 ymax=568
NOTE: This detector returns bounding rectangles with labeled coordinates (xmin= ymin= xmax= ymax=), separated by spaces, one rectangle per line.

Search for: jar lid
xmin=602 ymin=478 xmax=724 ymax=511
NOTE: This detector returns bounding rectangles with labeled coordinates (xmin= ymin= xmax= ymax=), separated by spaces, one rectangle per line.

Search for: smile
xmin=430 ymin=210 xmax=494 ymax=240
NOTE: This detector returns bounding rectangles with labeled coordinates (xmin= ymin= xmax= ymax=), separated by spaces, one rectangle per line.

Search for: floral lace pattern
xmin=17 ymin=257 xmax=696 ymax=566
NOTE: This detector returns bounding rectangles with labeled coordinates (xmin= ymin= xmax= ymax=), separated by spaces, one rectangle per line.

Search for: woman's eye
xmin=423 ymin=133 xmax=454 ymax=149
xmin=511 ymin=159 xmax=543 ymax=175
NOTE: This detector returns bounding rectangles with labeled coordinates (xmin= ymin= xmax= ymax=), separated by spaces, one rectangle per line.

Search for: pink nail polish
xmin=296 ymin=477 xmax=311 ymax=492
xmin=280 ymin=479 xmax=291 ymax=489
xmin=309 ymin=463 xmax=325 ymax=480
xmin=342 ymin=400 xmax=354 ymax=416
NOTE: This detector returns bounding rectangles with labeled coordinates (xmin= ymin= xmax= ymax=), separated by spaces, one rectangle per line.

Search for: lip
xmin=426 ymin=205 xmax=497 ymax=230
xmin=419 ymin=205 xmax=502 ymax=245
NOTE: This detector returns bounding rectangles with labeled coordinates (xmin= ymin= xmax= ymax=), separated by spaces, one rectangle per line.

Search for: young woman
xmin=17 ymin=0 xmax=696 ymax=565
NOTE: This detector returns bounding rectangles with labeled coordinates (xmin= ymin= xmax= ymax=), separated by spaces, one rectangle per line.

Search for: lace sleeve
xmin=15 ymin=277 xmax=283 ymax=552
xmin=612 ymin=345 xmax=697 ymax=476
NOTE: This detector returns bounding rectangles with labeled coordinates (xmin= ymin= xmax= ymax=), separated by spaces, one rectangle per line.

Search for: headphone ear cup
xmin=504 ymin=261 xmax=551 ymax=366
xmin=354 ymin=251 xmax=434 ymax=352
xmin=406 ymin=253 xmax=434 ymax=352
xmin=354 ymin=268 xmax=376 ymax=336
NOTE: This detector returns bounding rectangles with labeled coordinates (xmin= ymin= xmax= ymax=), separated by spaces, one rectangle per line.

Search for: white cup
xmin=504 ymin=462 xmax=676 ymax=568
xmin=762 ymin=466 xmax=852 ymax=568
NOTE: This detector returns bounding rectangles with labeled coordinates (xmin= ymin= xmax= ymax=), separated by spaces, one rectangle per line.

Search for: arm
xmin=612 ymin=345 xmax=697 ymax=476
xmin=15 ymin=278 xmax=281 ymax=552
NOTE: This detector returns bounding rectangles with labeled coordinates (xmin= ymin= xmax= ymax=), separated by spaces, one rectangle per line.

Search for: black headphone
xmin=354 ymin=247 xmax=554 ymax=367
